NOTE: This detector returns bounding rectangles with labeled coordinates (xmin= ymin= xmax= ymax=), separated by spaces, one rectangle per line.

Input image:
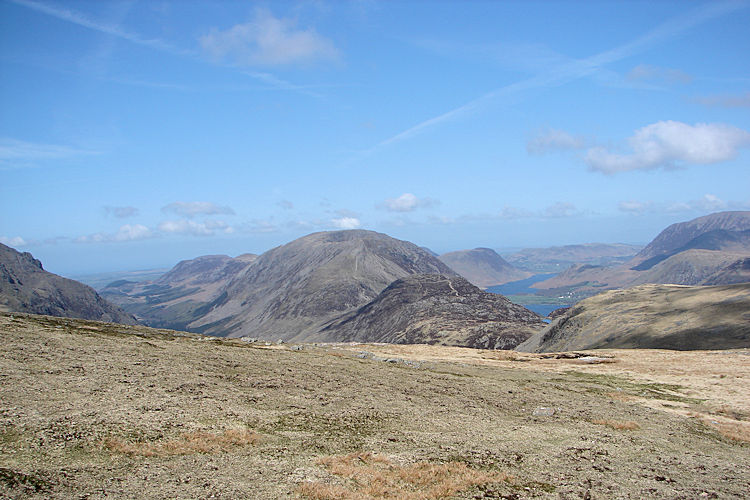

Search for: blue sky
xmin=1 ymin=0 xmax=749 ymax=276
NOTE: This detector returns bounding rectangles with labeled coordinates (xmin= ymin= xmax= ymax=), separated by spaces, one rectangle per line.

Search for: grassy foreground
xmin=1 ymin=312 xmax=748 ymax=499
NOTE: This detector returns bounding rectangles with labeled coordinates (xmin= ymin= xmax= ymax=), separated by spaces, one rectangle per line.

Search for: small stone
xmin=533 ymin=407 xmax=555 ymax=417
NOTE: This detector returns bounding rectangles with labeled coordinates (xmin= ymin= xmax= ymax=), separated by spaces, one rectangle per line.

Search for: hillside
xmin=190 ymin=230 xmax=458 ymax=339
xmin=1 ymin=311 xmax=748 ymax=499
xmin=317 ymin=274 xmax=545 ymax=349
xmin=0 ymin=243 xmax=136 ymax=324
xmin=101 ymin=253 xmax=257 ymax=330
xmin=517 ymin=283 xmax=750 ymax=352
xmin=631 ymin=211 xmax=750 ymax=266
xmin=438 ymin=248 xmax=531 ymax=288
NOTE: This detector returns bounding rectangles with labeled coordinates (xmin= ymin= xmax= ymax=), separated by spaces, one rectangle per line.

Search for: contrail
xmin=363 ymin=1 xmax=746 ymax=156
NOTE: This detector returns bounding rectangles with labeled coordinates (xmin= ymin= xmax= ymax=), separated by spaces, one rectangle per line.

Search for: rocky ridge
xmin=318 ymin=274 xmax=545 ymax=349
xmin=0 ymin=243 xmax=136 ymax=324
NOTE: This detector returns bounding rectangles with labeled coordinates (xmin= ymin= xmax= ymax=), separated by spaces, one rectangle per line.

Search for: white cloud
xmin=382 ymin=193 xmax=437 ymax=212
xmin=620 ymin=194 xmax=745 ymax=215
xmin=626 ymin=64 xmax=692 ymax=84
xmin=526 ymin=128 xmax=585 ymax=154
xmin=158 ymin=219 xmax=232 ymax=237
xmin=104 ymin=205 xmax=139 ymax=218
xmin=331 ymin=217 xmax=361 ymax=229
xmin=695 ymin=92 xmax=750 ymax=109
xmin=0 ymin=236 xmax=27 ymax=247
xmin=75 ymin=224 xmax=154 ymax=243
xmin=199 ymin=8 xmax=340 ymax=66
xmin=585 ymin=121 xmax=750 ymax=174
xmin=161 ymin=201 xmax=235 ymax=218
xmin=114 ymin=224 xmax=153 ymax=241
xmin=668 ymin=194 xmax=729 ymax=213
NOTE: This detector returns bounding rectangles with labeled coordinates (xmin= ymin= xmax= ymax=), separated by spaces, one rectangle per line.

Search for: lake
xmin=487 ymin=273 xmax=571 ymax=318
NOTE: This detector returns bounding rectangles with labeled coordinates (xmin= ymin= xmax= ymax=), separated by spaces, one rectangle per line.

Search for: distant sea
xmin=486 ymin=274 xmax=570 ymax=318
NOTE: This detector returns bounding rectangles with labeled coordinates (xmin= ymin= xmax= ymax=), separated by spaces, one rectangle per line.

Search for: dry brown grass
xmin=297 ymin=452 xmax=512 ymax=499
xmin=103 ymin=428 xmax=259 ymax=457
xmin=591 ymin=419 xmax=640 ymax=431
xmin=689 ymin=415 xmax=750 ymax=444
xmin=711 ymin=421 xmax=750 ymax=443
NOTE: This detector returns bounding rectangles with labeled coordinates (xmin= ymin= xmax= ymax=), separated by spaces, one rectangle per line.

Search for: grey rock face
xmin=0 ymin=243 xmax=136 ymax=324
xmin=318 ymin=273 xmax=546 ymax=349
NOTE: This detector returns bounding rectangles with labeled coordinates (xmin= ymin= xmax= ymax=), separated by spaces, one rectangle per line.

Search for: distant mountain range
xmin=103 ymin=230 xmax=544 ymax=347
xmin=517 ymin=283 xmax=750 ymax=352
xmin=0 ymin=243 xmax=136 ymax=324
xmin=533 ymin=211 xmax=750 ymax=295
xmin=5 ymin=210 xmax=750 ymax=352
xmin=438 ymin=248 xmax=531 ymax=288
xmin=504 ymin=243 xmax=643 ymax=273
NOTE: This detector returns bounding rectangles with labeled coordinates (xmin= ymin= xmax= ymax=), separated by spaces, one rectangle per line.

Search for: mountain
xmin=101 ymin=253 xmax=257 ymax=330
xmin=190 ymin=230 xmax=458 ymax=339
xmin=631 ymin=211 xmax=750 ymax=267
xmin=0 ymin=243 xmax=136 ymax=324
xmin=516 ymin=283 xmax=750 ymax=352
xmin=533 ymin=212 xmax=750 ymax=294
xmin=438 ymin=248 xmax=531 ymax=288
xmin=504 ymin=243 xmax=643 ymax=273
xmin=317 ymin=274 xmax=545 ymax=349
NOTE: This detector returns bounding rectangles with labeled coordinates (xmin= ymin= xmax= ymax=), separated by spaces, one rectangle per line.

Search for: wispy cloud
xmin=619 ymin=194 xmax=748 ymax=215
xmin=618 ymin=200 xmax=655 ymax=215
xmin=9 ymin=0 xmax=325 ymax=95
xmin=694 ymin=91 xmax=750 ymax=108
xmin=161 ymin=201 xmax=235 ymax=218
xmin=626 ymin=64 xmax=692 ymax=84
xmin=380 ymin=193 xmax=438 ymax=212
xmin=542 ymin=202 xmax=579 ymax=218
xmin=585 ymin=121 xmax=750 ymax=174
xmin=8 ymin=0 xmax=193 ymax=57
xmin=104 ymin=206 xmax=139 ymax=218
xmin=0 ymin=137 xmax=99 ymax=169
xmin=0 ymin=236 xmax=28 ymax=247
xmin=358 ymin=1 xmax=741 ymax=158
xmin=75 ymin=224 xmax=155 ymax=243
xmin=199 ymin=8 xmax=340 ymax=66
xmin=527 ymin=128 xmax=585 ymax=154
xmin=158 ymin=219 xmax=233 ymax=236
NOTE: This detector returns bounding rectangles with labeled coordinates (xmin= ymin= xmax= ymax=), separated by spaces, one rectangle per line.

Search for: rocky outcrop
xmin=0 ymin=243 xmax=136 ymax=324
xmin=318 ymin=274 xmax=546 ymax=349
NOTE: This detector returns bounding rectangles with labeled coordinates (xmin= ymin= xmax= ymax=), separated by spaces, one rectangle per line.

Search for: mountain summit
xmin=190 ymin=230 xmax=458 ymax=339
